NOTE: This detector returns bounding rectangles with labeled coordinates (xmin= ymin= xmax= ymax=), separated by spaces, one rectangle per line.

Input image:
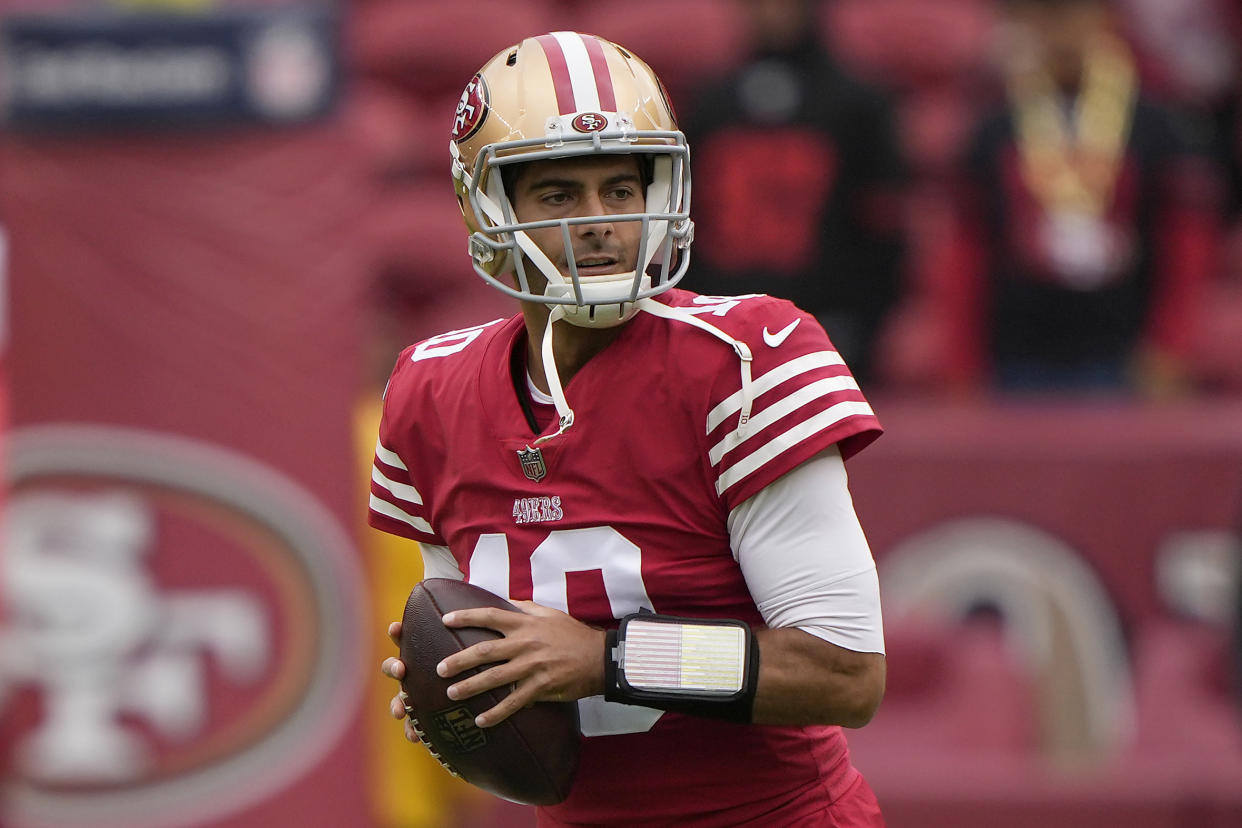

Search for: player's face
xmin=508 ymin=155 xmax=646 ymax=285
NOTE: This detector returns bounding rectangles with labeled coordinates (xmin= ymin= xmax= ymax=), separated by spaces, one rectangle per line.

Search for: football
xmin=399 ymin=578 xmax=581 ymax=805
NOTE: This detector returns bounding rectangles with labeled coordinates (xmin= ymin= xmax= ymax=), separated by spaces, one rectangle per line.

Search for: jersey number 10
xmin=466 ymin=526 xmax=664 ymax=737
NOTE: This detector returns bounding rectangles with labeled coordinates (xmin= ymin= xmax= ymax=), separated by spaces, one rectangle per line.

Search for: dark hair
xmin=499 ymin=155 xmax=656 ymax=202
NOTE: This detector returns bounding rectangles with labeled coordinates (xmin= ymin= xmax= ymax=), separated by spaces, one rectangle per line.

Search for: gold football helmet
xmin=450 ymin=32 xmax=693 ymax=328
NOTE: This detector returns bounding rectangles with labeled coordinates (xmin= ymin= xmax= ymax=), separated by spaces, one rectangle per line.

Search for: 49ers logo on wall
xmin=1 ymin=426 xmax=367 ymax=828
xmin=451 ymin=73 xmax=489 ymax=142
xmin=571 ymin=112 xmax=608 ymax=133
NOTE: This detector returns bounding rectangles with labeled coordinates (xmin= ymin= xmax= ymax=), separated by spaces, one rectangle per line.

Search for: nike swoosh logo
xmin=762 ymin=319 xmax=801 ymax=348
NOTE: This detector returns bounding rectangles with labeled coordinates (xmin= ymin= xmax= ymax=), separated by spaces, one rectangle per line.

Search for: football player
xmin=374 ymin=32 xmax=887 ymax=827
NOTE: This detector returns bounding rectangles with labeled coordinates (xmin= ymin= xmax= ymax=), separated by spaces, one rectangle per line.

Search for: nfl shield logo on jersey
xmin=517 ymin=446 xmax=547 ymax=482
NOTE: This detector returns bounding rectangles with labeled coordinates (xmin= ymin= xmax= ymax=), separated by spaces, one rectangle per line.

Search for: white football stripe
xmin=709 ymin=375 xmax=861 ymax=465
xmin=372 ymin=465 xmax=423 ymax=506
xmin=374 ymin=438 xmax=408 ymax=471
xmin=715 ymin=401 xmax=875 ymax=495
xmin=552 ymin=31 xmax=601 ymax=111
xmin=369 ymin=493 xmax=434 ymax=535
xmin=706 ymin=351 xmax=845 ymax=434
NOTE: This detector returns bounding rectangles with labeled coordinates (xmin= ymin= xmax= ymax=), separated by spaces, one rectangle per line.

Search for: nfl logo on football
xmin=516 ymin=446 xmax=546 ymax=482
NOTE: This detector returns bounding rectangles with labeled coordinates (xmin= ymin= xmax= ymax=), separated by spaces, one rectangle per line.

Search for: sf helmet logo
xmin=451 ymin=74 xmax=489 ymax=142
xmin=571 ymin=112 xmax=608 ymax=133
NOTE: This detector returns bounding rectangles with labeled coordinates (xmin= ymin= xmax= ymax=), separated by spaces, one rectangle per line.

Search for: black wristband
xmin=604 ymin=627 xmax=621 ymax=701
xmin=603 ymin=613 xmax=759 ymax=723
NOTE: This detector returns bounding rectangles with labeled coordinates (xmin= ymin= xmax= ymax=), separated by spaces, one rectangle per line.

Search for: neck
xmin=521 ymin=303 xmax=623 ymax=393
xmin=1050 ymin=57 xmax=1086 ymax=95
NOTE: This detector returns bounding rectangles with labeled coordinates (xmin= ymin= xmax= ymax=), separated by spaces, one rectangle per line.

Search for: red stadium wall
xmin=846 ymin=400 xmax=1242 ymax=828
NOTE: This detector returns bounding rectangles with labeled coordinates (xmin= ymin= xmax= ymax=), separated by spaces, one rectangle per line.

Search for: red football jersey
xmin=370 ymin=289 xmax=882 ymax=827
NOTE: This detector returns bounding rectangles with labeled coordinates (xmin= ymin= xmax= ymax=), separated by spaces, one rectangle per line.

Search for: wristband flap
xmin=619 ymin=616 xmax=748 ymax=697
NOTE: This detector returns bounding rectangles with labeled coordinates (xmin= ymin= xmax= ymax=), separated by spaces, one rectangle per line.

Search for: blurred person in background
xmin=944 ymin=0 xmax=1222 ymax=396
xmin=682 ymin=0 xmax=907 ymax=386
xmin=1112 ymin=0 xmax=1242 ymax=393
xmin=1115 ymin=0 xmax=1239 ymax=115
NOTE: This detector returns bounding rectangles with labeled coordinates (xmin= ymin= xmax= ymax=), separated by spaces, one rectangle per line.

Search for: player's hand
xmin=438 ymin=601 xmax=605 ymax=728
xmin=380 ymin=620 xmax=420 ymax=744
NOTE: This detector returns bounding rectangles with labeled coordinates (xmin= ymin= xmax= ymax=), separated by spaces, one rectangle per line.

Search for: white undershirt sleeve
xmin=419 ymin=543 xmax=465 ymax=581
xmin=727 ymin=446 xmax=885 ymax=654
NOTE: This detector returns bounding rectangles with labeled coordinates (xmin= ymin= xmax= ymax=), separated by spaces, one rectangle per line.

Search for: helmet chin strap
xmin=638 ymin=299 xmax=755 ymax=433
xmin=515 ymin=226 xmax=637 ymax=445
xmin=544 ymin=274 xmax=648 ymax=329
xmin=532 ymin=304 xmax=575 ymax=446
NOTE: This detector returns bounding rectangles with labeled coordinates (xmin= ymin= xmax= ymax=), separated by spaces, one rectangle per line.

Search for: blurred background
xmin=0 ymin=0 xmax=1239 ymax=827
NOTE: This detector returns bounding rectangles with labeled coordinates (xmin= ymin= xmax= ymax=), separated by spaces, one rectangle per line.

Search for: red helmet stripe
xmin=535 ymin=34 xmax=576 ymax=115
xmin=580 ymin=34 xmax=617 ymax=112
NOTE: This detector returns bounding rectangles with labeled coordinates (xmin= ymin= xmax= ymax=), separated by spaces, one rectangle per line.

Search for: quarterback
xmin=375 ymin=32 xmax=887 ymax=827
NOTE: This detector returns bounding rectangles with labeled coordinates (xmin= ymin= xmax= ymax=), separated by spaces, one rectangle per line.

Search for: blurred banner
xmin=0 ymin=3 xmax=374 ymax=828
xmin=0 ymin=1 xmax=339 ymax=130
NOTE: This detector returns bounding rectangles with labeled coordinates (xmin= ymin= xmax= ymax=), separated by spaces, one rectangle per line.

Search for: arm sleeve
xmin=727 ymin=446 xmax=885 ymax=654
xmin=419 ymin=544 xmax=465 ymax=581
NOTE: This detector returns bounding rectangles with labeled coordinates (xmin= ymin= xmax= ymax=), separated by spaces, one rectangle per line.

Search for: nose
xmin=572 ymin=191 xmax=614 ymax=239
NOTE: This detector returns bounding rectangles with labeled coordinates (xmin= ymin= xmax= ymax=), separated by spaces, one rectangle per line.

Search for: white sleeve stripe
xmin=374 ymin=439 xmax=408 ymax=471
xmin=372 ymin=465 xmax=423 ymax=506
xmin=706 ymin=351 xmax=845 ymax=433
xmin=708 ymin=375 xmax=861 ymax=465
xmin=715 ymin=400 xmax=874 ymax=494
xmin=369 ymin=493 xmax=434 ymax=534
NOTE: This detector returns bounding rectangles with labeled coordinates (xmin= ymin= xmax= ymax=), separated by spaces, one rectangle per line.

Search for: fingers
xmin=435 ymin=608 xmax=529 ymax=680
xmin=430 ymin=602 xmax=600 ymax=728
xmin=387 ymin=621 xmax=402 ymax=647
xmin=473 ymin=682 xmax=538 ymax=728
xmin=439 ymin=656 xmax=562 ymax=728
xmin=435 ymin=633 xmax=519 ymax=680
xmin=389 ymin=693 xmax=407 ymax=720
xmin=441 ymin=606 xmax=528 ymax=632
xmin=443 ymin=657 xmax=525 ymax=704
xmin=381 ymin=655 xmax=405 ymax=681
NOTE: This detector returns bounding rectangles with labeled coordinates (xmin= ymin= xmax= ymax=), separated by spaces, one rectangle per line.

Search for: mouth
xmin=570 ymin=255 xmax=625 ymax=277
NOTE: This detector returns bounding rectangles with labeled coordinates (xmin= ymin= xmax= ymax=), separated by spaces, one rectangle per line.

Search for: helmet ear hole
xmin=506 ymin=51 xmax=518 ymax=67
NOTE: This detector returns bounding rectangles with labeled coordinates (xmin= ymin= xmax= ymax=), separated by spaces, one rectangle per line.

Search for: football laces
xmin=406 ymin=710 xmax=463 ymax=778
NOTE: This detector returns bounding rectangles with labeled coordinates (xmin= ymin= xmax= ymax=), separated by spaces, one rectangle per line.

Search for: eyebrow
xmin=522 ymin=171 xmax=643 ymax=193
